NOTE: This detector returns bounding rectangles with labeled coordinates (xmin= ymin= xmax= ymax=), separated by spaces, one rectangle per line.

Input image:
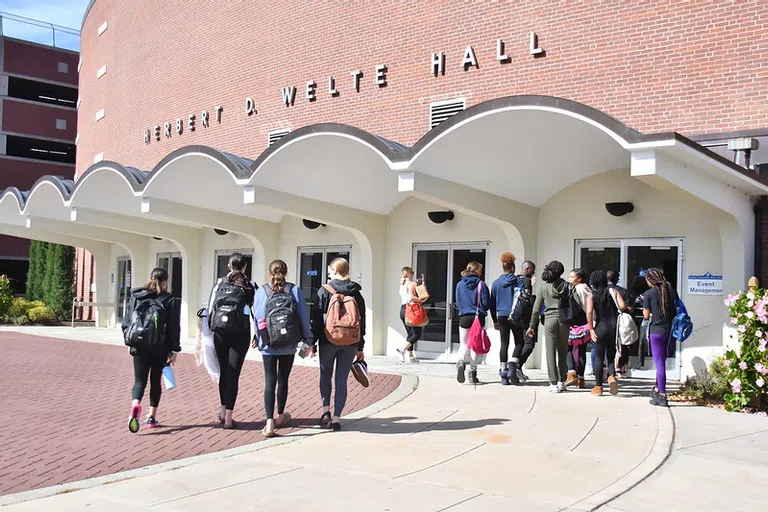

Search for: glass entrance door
xmin=575 ymin=238 xmax=683 ymax=379
xmin=157 ymin=252 xmax=183 ymax=299
xmin=412 ymin=243 xmax=488 ymax=360
xmin=298 ymin=246 xmax=351 ymax=307
xmin=116 ymin=258 xmax=132 ymax=322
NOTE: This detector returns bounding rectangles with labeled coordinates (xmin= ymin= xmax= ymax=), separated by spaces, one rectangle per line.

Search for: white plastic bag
xmin=197 ymin=308 xmax=220 ymax=383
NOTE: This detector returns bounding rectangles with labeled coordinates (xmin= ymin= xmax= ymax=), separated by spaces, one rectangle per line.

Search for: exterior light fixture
xmin=153 ymin=236 xmax=163 ymax=240
xmin=303 ymin=219 xmax=326 ymax=230
xmin=428 ymin=210 xmax=455 ymax=224
xmin=214 ymin=228 xmax=229 ymax=236
xmin=605 ymin=202 xmax=634 ymax=217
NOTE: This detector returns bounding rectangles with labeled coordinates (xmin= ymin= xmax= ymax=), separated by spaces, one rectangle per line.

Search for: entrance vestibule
xmin=298 ymin=246 xmax=352 ymax=306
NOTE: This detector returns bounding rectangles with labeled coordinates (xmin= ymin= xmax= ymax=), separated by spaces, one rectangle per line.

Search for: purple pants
xmin=650 ymin=333 xmax=669 ymax=394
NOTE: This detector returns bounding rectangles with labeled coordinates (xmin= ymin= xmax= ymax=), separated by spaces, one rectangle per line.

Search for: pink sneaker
xmin=146 ymin=416 xmax=159 ymax=429
xmin=128 ymin=404 xmax=141 ymax=433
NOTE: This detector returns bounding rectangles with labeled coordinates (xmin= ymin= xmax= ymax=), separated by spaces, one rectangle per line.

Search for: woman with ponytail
xmin=397 ymin=266 xmax=425 ymax=364
xmin=643 ymin=268 xmax=677 ymax=407
xmin=253 ymin=259 xmax=311 ymax=436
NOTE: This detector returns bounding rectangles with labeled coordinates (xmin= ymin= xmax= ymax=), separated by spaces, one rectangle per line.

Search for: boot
xmin=608 ymin=375 xmax=619 ymax=396
xmin=469 ymin=369 xmax=479 ymax=384
xmin=507 ymin=361 xmax=521 ymax=385
xmin=456 ymin=361 xmax=466 ymax=384
xmin=577 ymin=377 xmax=586 ymax=389
xmin=499 ymin=365 xmax=510 ymax=386
xmin=565 ymin=371 xmax=579 ymax=387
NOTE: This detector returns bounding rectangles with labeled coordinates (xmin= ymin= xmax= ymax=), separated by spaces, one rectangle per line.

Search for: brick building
xmin=1 ymin=0 xmax=767 ymax=380
xmin=0 ymin=15 xmax=78 ymax=293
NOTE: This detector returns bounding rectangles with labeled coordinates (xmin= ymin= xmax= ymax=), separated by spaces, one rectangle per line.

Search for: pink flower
xmin=760 ymin=340 xmax=767 ymax=352
xmin=731 ymin=317 xmax=739 ymax=325
xmin=731 ymin=378 xmax=742 ymax=393
xmin=757 ymin=378 xmax=765 ymax=388
xmin=746 ymin=311 xmax=755 ymax=320
xmin=739 ymin=361 xmax=748 ymax=370
xmin=747 ymin=291 xmax=756 ymax=300
xmin=755 ymin=363 xmax=768 ymax=375
xmin=757 ymin=330 xmax=764 ymax=338
xmin=738 ymin=325 xmax=747 ymax=333
xmin=724 ymin=359 xmax=733 ymax=367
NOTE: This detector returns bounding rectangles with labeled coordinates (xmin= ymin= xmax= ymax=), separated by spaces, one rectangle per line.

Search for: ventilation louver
xmin=429 ymin=98 xmax=466 ymax=130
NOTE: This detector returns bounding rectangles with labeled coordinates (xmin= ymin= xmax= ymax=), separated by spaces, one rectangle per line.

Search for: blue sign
xmin=306 ymin=270 xmax=318 ymax=277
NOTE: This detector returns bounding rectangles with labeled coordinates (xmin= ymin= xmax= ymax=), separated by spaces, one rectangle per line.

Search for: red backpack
xmin=466 ymin=283 xmax=491 ymax=355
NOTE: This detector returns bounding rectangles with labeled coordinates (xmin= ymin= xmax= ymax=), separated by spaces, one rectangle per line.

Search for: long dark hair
xmin=541 ymin=260 xmax=564 ymax=283
xmin=143 ymin=267 xmax=168 ymax=294
xmin=589 ymin=270 xmax=610 ymax=309
xmin=570 ymin=268 xmax=587 ymax=284
xmin=269 ymin=259 xmax=288 ymax=293
xmin=646 ymin=268 xmax=674 ymax=321
xmin=227 ymin=252 xmax=253 ymax=292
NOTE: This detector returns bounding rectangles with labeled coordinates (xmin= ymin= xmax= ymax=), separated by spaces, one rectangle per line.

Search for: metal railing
xmin=0 ymin=11 xmax=80 ymax=52
xmin=71 ymin=297 xmax=114 ymax=327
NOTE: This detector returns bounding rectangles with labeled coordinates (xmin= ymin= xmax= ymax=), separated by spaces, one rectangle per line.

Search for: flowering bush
xmin=724 ymin=289 xmax=768 ymax=411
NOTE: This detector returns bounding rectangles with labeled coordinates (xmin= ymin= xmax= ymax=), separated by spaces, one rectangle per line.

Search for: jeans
xmin=132 ymin=349 xmax=168 ymax=407
xmin=263 ymin=354 xmax=295 ymax=420
xmin=319 ymin=344 xmax=357 ymax=417
xmin=543 ymin=316 xmax=569 ymax=385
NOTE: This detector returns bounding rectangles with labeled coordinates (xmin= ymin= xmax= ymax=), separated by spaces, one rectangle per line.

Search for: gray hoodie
xmin=528 ymin=279 xmax=568 ymax=329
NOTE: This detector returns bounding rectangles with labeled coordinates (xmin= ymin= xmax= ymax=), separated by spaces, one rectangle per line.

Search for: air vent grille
xmin=268 ymin=128 xmax=290 ymax=146
xmin=429 ymin=98 xmax=466 ymax=130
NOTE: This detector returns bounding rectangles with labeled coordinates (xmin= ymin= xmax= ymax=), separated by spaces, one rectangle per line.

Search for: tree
xmin=26 ymin=241 xmax=46 ymax=301
xmin=47 ymin=244 xmax=75 ymax=319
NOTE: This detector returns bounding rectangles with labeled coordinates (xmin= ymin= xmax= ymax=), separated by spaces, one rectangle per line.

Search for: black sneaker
xmin=468 ymin=370 xmax=480 ymax=385
xmin=649 ymin=394 xmax=669 ymax=407
xmin=499 ymin=367 xmax=510 ymax=386
xmin=456 ymin=361 xmax=466 ymax=384
xmin=331 ymin=422 xmax=342 ymax=432
xmin=507 ymin=362 xmax=521 ymax=385
xmin=319 ymin=411 xmax=332 ymax=427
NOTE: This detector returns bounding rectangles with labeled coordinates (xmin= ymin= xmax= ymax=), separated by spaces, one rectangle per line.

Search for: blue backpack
xmin=670 ymin=298 xmax=693 ymax=342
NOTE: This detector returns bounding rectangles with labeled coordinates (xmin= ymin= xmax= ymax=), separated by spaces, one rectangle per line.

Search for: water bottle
xmin=162 ymin=365 xmax=177 ymax=390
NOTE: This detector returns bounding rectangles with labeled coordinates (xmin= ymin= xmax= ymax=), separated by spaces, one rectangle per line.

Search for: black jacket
xmin=121 ymin=288 xmax=181 ymax=354
xmin=310 ymin=279 xmax=366 ymax=351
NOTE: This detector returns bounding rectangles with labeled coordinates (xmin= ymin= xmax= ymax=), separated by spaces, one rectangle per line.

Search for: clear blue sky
xmin=0 ymin=0 xmax=90 ymax=50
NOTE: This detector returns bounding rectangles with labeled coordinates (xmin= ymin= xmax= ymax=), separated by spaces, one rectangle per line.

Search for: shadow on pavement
xmin=344 ymin=415 xmax=508 ymax=434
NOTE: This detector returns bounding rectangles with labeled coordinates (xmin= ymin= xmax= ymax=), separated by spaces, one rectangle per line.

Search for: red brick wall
xmin=0 ymin=158 xmax=75 ymax=190
xmin=3 ymin=39 xmax=78 ymax=86
xmin=2 ymin=100 xmax=77 ymax=140
xmin=76 ymin=0 xmax=768 ymax=177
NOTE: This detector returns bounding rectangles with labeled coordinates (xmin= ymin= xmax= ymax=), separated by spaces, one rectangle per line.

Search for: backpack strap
xmin=322 ymin=284 xmax=336 ymax=295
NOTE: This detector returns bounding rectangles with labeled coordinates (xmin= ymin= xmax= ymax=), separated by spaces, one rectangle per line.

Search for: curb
xmin=566 ymin=405 xmax=676 ymax=511
xmin=0 ymin=374 xmax=419 ymax=507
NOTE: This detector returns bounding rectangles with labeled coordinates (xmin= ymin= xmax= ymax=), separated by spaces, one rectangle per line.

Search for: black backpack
xmin=209 ymin=281 xmax=249 ymax=336
xmin=124 ymin=297 xmax=167 ymax=350
xmin=264 ymin=284 xmax=300 ymax=347
xmin=558 ymin=284 xmax=587 ymax=326
xmin=508 ymin=281 xmax=533 ymax=328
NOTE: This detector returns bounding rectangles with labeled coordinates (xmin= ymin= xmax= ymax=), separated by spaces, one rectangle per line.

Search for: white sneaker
xmin=548 ymin=384 xmax=560 ymax=393
xmin=408 ymin=356 xmax=419 ymax=364
xmin=396 ymin=348 xmax=406 ymax=363
xmin=557 ymin=382 xmax=567 ymax=392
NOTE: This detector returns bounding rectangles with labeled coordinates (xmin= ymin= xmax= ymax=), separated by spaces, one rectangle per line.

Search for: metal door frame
xmin=115 ymin=257 xmax=131 ymax=322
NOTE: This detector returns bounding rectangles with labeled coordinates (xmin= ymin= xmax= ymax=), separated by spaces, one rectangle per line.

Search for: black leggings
xmin=263 ymin=354 xmax=295 ymax=420
xmin=132 ymin=350 xmax=167 ymax=407
xmin=497 ymin=317 xmax=524 ymax=363
xmin=594 ymin=324 xmax=617 ymax=387
xmin=214 ymin=332 xmax=249 ymax=410
xmin=519 ymin=326 xmax=536 ymax=366
xmin=399 ymin=304 xmax=423 ymax=346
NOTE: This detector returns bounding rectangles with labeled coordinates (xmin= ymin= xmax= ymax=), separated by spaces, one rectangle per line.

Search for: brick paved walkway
xmin=0 ymin=332 xmax=400 ymax=496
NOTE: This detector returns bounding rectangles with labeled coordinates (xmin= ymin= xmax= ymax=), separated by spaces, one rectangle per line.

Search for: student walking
xmin=608 ymin=270 xmax=633 ymax=374
xmin=643 ymin=268 xmax=677 ymax=407
xmin=397 ymin=266 xmax=425 ymax=364
xmin=527 ymin=261 xmax=569 ymax=393
xmin=490 ymin=252 xmax=532 ymax=385
xmin=208 ymin=253 xmax=256 ymax=429
xmin=565 ymin=268 xmax=592 ymax=389
xmin=455 ymin=261 xmax=491 ymax=385
xmin=310 ymin=257 xmax=366 ymax=431
xmin=253 ymin=259 xmax=312 ymax=437
xmin=589 ymin=270 xmax=626 ymax=396
xmin=122 ymin=267 xmax=181 ymax=432
xmin=517 ymin=260 xmax=537 ymax=381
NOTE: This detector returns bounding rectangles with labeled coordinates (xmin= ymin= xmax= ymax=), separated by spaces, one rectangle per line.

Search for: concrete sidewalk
xmin=1 ymin=363 xmax=672 ymax=511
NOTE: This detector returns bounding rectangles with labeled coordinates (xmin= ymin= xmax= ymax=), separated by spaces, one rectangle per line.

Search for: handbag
xmin=609 ymin=288 xmax=638 ymax=346
xmin=416 ymin=275 xmax=430 ymax=302
xmin=405 ymin=301 xmax=429 ymax=327
xmin=467 ymin=284 xmax=491 ymax=355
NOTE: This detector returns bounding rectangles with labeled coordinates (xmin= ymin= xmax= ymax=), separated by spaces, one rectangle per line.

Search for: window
xmin=215 ymin=250 xmax=253 ymax=281
xmin=5 ymin=135 xmax=75 ymax=164
xmin=429 ymin=98 xmax=466 ymax=130
xmin=56 ymin=119 xmax=67 ymax=130
xmin=268 ymin=129 xmax=290 ymax=146
xmin=7 ymin=77 xmax=77 ymax=107
xmin=57 ymin=62 xmax=69 ymax=74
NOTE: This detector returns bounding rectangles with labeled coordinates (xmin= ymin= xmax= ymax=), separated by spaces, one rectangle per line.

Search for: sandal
xmin=275 ymin=412 xmax=292 ymax=429
xmin=216 ymin=413 xmax=225 ymax=424
xmin=223 ymin=420 xmax=238 ymax=429
xmin=261 ymin=427 xmax=275 ymax=438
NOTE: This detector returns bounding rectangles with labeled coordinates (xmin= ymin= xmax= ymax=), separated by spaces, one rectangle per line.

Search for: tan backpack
xmin=322 ymin=284 xmax=361 ymax=345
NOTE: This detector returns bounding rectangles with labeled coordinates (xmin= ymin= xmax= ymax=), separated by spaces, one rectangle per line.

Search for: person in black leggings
xmin=589 ymin=270 xmax=626 ymax=396
xmin=208 ymin=253 xmax=256 ymax=429
xmin=123 ymin=267 xmax=181 ymax=432
xmin=516 ymin=261 xmax=537 ymax=379
xmin=253 ymin=259 xmax=312 ymax=437
xmin=490 ymin=252 xmax=532 ymax=385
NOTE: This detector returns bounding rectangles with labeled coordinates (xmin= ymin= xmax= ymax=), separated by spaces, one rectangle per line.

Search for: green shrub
xmin=8 ymin=298 xmax=34 ymax=318
xmin=27 ymin=306 xmax=56 ymax=324
xmin=0 ymin=275 xmax=12 ymax=318
xmin=677 ymin=356 xmax=730 ymax=403
xmin=12 ymin=315 xmax=29 ymax=326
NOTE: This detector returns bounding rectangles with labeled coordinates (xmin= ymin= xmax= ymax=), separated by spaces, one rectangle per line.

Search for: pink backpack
xmin=466 ymin=283 xmax=491 ymax=355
